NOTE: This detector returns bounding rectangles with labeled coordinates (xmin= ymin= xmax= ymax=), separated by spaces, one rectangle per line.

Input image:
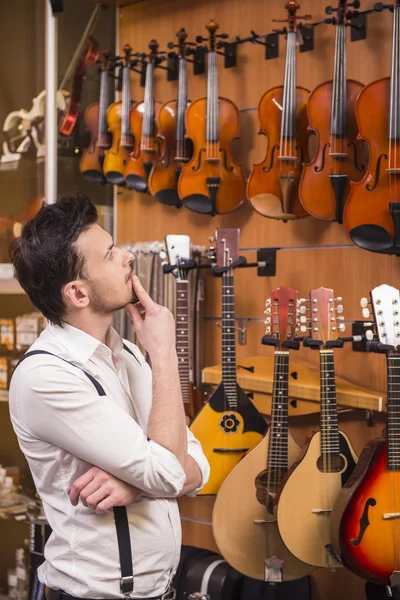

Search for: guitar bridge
xmin=213 ymin=447 xmax=249 ymax=453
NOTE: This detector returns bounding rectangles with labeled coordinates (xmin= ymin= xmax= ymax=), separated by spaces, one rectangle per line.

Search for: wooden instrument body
xmin=300 ymin=79 xmax=365 ymax=221
xmin=333 ymin=439 xmax=400 ymax=585
xmin=60 ymin=37 xmax=100 ymax=137
xmin=343 ymin=77 xmax=397 ymax=249
xmin=124 ymin=100 xmax=163 ymax=192
xmin=79 ymin=102 xmax=106 ymax=184
xmin=247 ymin=86 xmax=310 ymax=220
xmin=276 ymin=430 xmax=358 ymax=567
xmin=213 ymin=430 xmax=315 ymax=580
xmin=148 ymin=99 xmax=181 ymax=207
xmin=185 ymin=381 xmax=204 ymax=422
xmin=189 ymin=382 xmax=267 ymax=495
xmin=178 ymin=97 xmax=246 ymax=215
xmin=103 ymin=101 xmax=128 ymax=186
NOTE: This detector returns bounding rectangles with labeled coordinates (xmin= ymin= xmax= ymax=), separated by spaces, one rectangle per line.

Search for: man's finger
xmin=85 ymin=488 xmax=108 ymax=510
xmin=125 ymin=303 xmax=143 ymax=329
xmin=131 ymin=275 xmax=156 ymax=311
xmin=68 ymin=467 xmax=97 ymax=504
xmin=96 ymin=496 xmax=113 ymax=514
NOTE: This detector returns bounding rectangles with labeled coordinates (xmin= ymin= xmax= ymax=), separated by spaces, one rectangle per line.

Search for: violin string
xmin=206 ymin=50 xmax=211 ymax=160
xmin=389 ymin=9 xmax=396 ymax=206
xmin=290 ymin=32 xmax=295 ymax=182
xmin=281 ymin=33 xmax=289 ymax=183
xmin=342 ymin=23 xmax=346 ymax=171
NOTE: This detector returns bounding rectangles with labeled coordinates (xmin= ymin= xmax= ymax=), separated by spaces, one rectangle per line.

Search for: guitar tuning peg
xmin=337 ymin=316 xmax=345 ymax=321
xmin=299 ymin=298 xmax=310 ymax=303
xmin=299 ymin=305 xmax=307 ymax=314
xmin=338 ymin=323 xmax=346 ymax=332
xmin=336 ymin=304 xmax=343 ymax=314
xmin=365 ymin=329 xmax=374 ymax=341
xmin=335 ymin=296 xmax=343 ymax=302
xmin=360 ymin=297 xmax=369 ymax=308
xmin=300 ymin=315 xmax=308 ymax=323
xmin=362 ymin=308 xmax=371 ymax=318
xmin=265 ymin=326 xmax=271 ymax=335
xmin=264 ymin=308 xmax=271 ymax=315
xmin=209 ymin=236 xmax=215 ymax=243
xmin=265 ymin=298 xmax=271 ymax=305
xmin=300 ymin=325 xmax=311 ymax=333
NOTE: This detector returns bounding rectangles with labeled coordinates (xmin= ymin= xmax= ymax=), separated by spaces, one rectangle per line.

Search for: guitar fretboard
xmin=221 ymin=273 xmax=237 ymax=409
xmin=387 ymin=353 xmax=400 ymax=470
xmin=267 ymin=350 xmax=289 ymax=471
xmin=320 ymin=349 xmax=340 ymax=461
xmin=176 ymin=280 xmax=190 ymax=406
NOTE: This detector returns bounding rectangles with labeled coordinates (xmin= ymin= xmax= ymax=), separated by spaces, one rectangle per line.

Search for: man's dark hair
xmin=9 ymin=193 xmax=98 ymax=327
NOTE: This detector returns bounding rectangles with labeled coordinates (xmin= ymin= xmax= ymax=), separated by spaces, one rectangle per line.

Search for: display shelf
xmin=0 ymin=265 xmax=23 ymax=294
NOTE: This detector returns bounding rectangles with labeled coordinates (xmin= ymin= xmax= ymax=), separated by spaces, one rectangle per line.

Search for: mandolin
xmin=299 ymin=0 xmax=366 ymax=223
xmin=148 ymin=28 xmax=192 ymax=207
xmin=165 ymin=234 xmax=204 ymax=421
xmin=124 ymin=40 xmax=163 ymax=192
xmin=103 ymin=45 xmax=133 ymax=186
xmin=178 ymin=21 xmax=246 ymax=215
xmin=247 ymin=1 xmax=310 ymax=221
xmin=213 ymin=287 xmax=315 ymax=581
xmin=189 ymin=228 xmax=267 ymax=495
xmin=276 ymin=287 xmax=358 ymax=568
xmin=343 ymin=1 xmax=400 ymax=253
xmin=80 ymin=50 xmax=112 ymax=184
xmin=332 ymin=284 xmax=400 ymax=586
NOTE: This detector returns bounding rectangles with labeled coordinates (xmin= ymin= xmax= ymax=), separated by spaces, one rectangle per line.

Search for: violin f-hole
xmin=366 ymin=154 xmax=388 ymax=192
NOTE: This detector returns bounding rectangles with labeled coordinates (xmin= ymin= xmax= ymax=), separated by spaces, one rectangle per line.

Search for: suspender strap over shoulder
xmin=14 ymin=348 xmax=135 ymax=596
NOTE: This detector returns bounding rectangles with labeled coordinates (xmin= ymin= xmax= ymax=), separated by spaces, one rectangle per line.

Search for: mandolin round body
xmin=343 ymin=77 xmax=400 ymax=252
xmin=213 ymin=430 xmax=315 ymax=580
xmin=247 ymin=86 xmax=310 ymax=221
xmin=178 ymin=97 xmax=246 ymax=215
xmin=124 ymin=100 xmax=163 ymax=193
xmin=299 ymin=79 xmax=365 ymax=222
xmin=189 ymin=382 xmax=266 ymax=495
xmin=148 ymin=99 xmax=182 ymax=207
xmin=333 ymin=439 xmax=400 ymax=585
xmin=79 ymin=102 xmax=106 ymax=184
xmin=103 ymin=101 xmax=128 ymax=186
xmin=276 ymin=430 xmax=358 ymax=568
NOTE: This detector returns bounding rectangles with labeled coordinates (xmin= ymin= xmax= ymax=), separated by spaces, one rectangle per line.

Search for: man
xmin=8 ymin=193 xmax=209 ymax=600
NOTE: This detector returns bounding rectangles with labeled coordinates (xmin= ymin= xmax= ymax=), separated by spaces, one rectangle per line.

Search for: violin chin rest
xmin=155 ymin=189 xmax=182 ymax=208
xmin=349 ymin=224 xmax=397 ymax=253
xmin=249 ymin=193 xmax=298 ymax=221
xmin=125 ymin=174 xmax=148 ymax=193
xmin=81 ymin=170 xmax=107 ymax=185
xmin=182 ymin=193 xmax=216 ymax=214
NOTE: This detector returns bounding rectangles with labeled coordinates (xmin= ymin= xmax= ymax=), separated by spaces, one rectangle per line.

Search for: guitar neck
xmin=320 ymin=349 xmax=340 ymax=465
xmin=387 ymin=353 xmax=400 ymax=470
xmin=176 ymin=280 xmax=190 ymax=407
xmin=267 ymin=349 xmax=290 ymax=472
xmin=221 ymin=272 xmax=238 ymax=409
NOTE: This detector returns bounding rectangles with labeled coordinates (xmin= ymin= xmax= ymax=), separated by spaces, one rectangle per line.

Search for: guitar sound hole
xmin=316 ymin=453 xmax=345 ymax=473
xmin=255 ymin=467 xmax=287 ymax=510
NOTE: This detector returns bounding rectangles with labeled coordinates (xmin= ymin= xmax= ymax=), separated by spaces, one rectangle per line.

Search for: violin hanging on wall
xmin=124 ymin=40 xmax=163 ymax=192
xmin=343 ymin=0 xmax=400 ymax=254
xmin=299 ymin=0 xmax=366 ymax=224
xmin=80 ymin=49 xmax=112 ymax=184
xmin=247 ymin=1 xmax=310 ymax=221
xmin=178 ymin=21 xmax=246 ymax=216
xmin=103 ymin=45 xmax=134 ymax=186
xmin=148 ymin=28 xmax=193 ymax=208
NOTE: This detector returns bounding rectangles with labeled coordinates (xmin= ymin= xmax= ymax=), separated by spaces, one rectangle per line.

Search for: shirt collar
xmin=47 ymin=322 xmax=124 ymax=364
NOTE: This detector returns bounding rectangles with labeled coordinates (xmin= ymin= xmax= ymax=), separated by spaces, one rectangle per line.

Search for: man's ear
xmin=63 ymin=280 xmax=90 ymax=309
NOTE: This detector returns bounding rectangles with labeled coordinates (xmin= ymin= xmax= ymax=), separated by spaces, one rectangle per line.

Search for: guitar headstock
xmin=299 ymin=287 xmax=345 ymax=342
xmin=362 ymin=284 xmax=400 ymax=347
xmin=165 ymin=234 xmax=191 ymax=281
xmin=264 ymin=287 xmax=300 ymax=341
xmin=215 ymin=228 xmax=239 ymax=273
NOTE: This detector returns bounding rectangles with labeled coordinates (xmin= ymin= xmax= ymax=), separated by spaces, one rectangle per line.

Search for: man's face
xmin=75 ymin=224 xmax=135 ymax=315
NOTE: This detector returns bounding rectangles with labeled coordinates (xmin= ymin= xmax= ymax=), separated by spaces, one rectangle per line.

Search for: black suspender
xmin=14 ymin=345 xmax=138 ymax=597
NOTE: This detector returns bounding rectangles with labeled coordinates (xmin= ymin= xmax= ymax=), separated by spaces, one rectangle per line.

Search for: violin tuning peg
xmin=325 ymin=5 xmax=337 ymax=14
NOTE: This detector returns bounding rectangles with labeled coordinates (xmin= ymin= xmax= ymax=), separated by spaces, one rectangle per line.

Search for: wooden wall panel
xmin=117 ymin=0 xmax=396 ymax=597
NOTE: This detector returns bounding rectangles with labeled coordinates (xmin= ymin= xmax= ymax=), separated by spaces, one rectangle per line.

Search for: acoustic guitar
xmin=212 ymin=287 xmax=315 ymax=581
xmin=189 ymin=228 xmax=267 ymax=495
xmin=276 ymin=287 xmax=358 ymax=568
xmin=331 ymin=284 xmax=400 ymax=587
xmin=165 ymin=234 xmax=204 ymax=422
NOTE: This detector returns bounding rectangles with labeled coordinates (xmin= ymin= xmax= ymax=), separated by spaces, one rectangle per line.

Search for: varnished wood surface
xmin=117 ymin=1 xmax=396 ymax=598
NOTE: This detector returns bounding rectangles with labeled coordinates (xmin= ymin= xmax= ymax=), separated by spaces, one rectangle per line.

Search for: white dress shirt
xmin=9 ymin=322 xmax=209 ymax=599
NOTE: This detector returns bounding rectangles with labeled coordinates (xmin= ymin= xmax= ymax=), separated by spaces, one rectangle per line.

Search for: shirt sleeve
xmin=185 ymin=427 xmax=210 ymax=497
xmin=11 ymin=357 xmax=186 ymax=497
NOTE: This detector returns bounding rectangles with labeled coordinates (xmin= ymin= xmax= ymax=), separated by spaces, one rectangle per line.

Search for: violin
xmin=247 ymin=1 xmax=310 ymax=221
xmin=80 ymin=50 xmax=112 ymax=184
xmin=103 ymin=45 xmax=133 ymax=186
xmin=148 ymin=28 xmax=193 ymax=208
xmin=343 ymin=1 xmax=400 ymax=253
xmin=178 ymin=21 xmax=246 ymax=215
xmin=299 ymin=0 xmax=365 ymax=224
xmin=124 ymin=40 xmax=163 ymax=192
xmin=0 ymin=196 xmax=43 ymax=262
